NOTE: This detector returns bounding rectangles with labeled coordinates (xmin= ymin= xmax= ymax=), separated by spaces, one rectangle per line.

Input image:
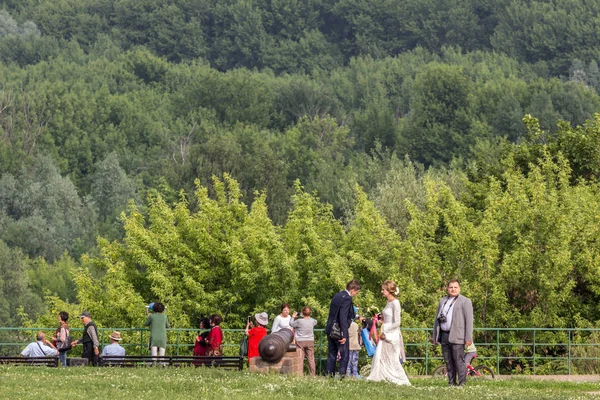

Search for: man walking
xmin=325 ymin=279 xmax=361 ymax=378
xmin=72 ymin=311 xmax=100 ymax=366
xmin=433 ymin=279 xmax=473 ymax=386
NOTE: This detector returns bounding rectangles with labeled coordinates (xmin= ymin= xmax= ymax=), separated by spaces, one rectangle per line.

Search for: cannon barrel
xmin=258 ymin=328 xmax=296 ymax=363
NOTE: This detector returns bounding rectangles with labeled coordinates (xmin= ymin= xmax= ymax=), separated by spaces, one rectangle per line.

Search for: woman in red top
xmin=206 ymin=314 xmax=223 ymax=356
xmin=245 ymin=312 xmax=269 ymax=363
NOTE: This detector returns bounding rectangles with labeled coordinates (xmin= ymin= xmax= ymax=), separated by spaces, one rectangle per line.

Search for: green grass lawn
xmin=1 ymin=367 xmax=600 ymax=400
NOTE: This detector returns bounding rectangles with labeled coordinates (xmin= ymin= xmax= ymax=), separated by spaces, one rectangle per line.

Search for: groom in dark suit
xmin=325 ymin=279 xmax=361 ymax=377
xmin=433 ymin=279 xmax=474 ymax=386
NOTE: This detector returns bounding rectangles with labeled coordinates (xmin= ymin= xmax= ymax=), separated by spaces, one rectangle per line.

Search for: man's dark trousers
xmin=440 ymin=330 xmax=466 ymax=386
xmin=326 ymin=336 xmax=349 ymax=377
xmin=82 ymin=342 xmax=99 ymax=366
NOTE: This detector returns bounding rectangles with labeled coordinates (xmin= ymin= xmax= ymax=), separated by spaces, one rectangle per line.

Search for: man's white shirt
xmin=21 ymin=341 xmax=57 ymax=357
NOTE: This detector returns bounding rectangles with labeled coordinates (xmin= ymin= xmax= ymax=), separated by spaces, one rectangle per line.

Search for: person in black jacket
xmin=72 ymin=311 xmax=99 ymax=366
xmin=325 ymin=279 xmax=361 ymax=377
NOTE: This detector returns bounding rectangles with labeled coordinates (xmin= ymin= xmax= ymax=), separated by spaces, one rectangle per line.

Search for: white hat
xmin=255 ymin=312 xmax=268 ymax=326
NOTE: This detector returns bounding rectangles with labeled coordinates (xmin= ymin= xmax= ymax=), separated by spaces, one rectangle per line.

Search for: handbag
xmin=329 ymin=322 xmax=343 ymax=341
xmin=328 ymin=295 xmax=346 ymax=341
xmin=207 ymin=347 xmax=222 ymax=356
xmin=56 ymin=327 xmax=72 ymax=352
xmin=239 ymin=336 xmax=248 ymax=357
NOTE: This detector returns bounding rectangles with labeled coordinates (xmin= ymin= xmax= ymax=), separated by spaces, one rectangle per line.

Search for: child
xmin=464 ymin=342 xmax=477 ymax=366
xmin=346 ymin=312 xmax=362 ymax=378
xmin=360 ymin=317 xmax=377 ymax=357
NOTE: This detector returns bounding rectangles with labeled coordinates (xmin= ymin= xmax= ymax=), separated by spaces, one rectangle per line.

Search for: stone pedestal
xmin=249 ymin=349 xmax=303 ymax=375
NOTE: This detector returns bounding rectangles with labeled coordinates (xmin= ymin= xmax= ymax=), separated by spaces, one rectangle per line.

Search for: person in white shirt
xmin=21 ymin=332 xmax=58 ymax=357
xmin=101 ymin=331 xmax=126 ymax=358
xmin=271 ymin=303 xmax=292 ymax=333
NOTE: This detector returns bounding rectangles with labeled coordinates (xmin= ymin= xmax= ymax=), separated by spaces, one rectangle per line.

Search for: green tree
xmin=210 ymin=0 xmax=271 ymax=70
xmin=281 ymin=116 xmax=356 ymax=216
xmin=27 ymin=253 xmax=78 ymax=303
xmin=282 ymin=182 xmax=350 ymax=317
xmin=0 ymin=240 xmax=44 ymax=325
xmin=401 ymin=63 xmax=477 ymax=165
xmin=0 ymin=156 xmax=95 ymax=261
xmin=482 ymin=153 xmax=581 ymax=326
xmin=89 ymin=151 xmax=138 ymax=240
xmin=492 ymin=0 xmax=600 ymax=74
xmin=112 ymin=0 xmax=207 ymax=62
xmin=0 ymin=9 xmax=40 ymax=37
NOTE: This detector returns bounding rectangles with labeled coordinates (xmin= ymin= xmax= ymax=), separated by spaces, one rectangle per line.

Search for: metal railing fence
xmin=2 ymin=327 xmax=600 ymax=375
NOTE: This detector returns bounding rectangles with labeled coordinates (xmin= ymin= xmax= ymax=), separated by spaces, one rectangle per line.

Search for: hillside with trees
xmin=1 ymin=1 xmax=600 ymax=342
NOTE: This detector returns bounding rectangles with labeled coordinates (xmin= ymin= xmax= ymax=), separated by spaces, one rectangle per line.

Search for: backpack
xmin=239 ymin=336 xmax=248 ymax=357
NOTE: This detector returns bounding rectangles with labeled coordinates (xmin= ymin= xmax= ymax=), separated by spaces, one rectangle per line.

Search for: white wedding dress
xmin=366 ymin=299 xmax=411 ymax=385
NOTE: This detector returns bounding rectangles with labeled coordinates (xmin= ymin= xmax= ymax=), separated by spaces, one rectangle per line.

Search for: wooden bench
xmin=99 ymin=355 xmax=243 ymax=370
xmin=0 ymin=356 xmax=59 ymax=367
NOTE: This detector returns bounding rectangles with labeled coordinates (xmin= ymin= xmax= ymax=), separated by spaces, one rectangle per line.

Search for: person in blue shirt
xmin=101 ymin=331 xmax=126 ymax=358
xmin=21 ymin=332 xmax=58 ymax=357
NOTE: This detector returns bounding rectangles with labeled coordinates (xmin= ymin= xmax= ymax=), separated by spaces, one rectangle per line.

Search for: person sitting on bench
xmin=21 ymin=332 xmax=58 ymax=357
xmin=101 ymin=331 xmax=126 ymax=359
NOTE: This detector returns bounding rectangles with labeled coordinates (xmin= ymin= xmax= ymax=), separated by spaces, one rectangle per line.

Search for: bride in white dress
xmin=366 ymin=280 xmax=411 ymax=386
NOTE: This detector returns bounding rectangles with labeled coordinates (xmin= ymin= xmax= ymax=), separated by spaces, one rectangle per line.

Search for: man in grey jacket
xmin=433 ymin=279 xmax=473 ymax=386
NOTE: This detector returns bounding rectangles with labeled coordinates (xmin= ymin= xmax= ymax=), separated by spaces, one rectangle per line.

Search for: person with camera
xmin=325 ymin=279 xmax=361 ymax=378
xmin=144 ymin=302 xmax=170 ymax=359
xmin=433 ymin=279 xmax=474 ymax=387
xmin=245 ymin=312 xmax=268 ymax=364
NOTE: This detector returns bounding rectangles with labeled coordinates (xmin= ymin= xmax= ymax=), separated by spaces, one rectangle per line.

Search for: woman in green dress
xmin=145 ymin=302 xmax=170 ymax=357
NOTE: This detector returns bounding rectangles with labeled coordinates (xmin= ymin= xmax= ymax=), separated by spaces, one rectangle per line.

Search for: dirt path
xmin=495 ymin=375 xmax=600 ymax=382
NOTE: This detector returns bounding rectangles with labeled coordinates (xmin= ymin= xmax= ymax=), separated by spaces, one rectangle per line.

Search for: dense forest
xmin=2 ymin=0 xmax=600 ymax=343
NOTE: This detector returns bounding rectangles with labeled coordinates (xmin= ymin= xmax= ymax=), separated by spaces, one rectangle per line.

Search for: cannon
xmin=258 ymin=328 xmax=296 ymax=363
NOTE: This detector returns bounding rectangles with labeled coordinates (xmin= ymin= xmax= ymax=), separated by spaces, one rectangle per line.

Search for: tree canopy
xmin=2 ymin=3 xmax=600 ymax=344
